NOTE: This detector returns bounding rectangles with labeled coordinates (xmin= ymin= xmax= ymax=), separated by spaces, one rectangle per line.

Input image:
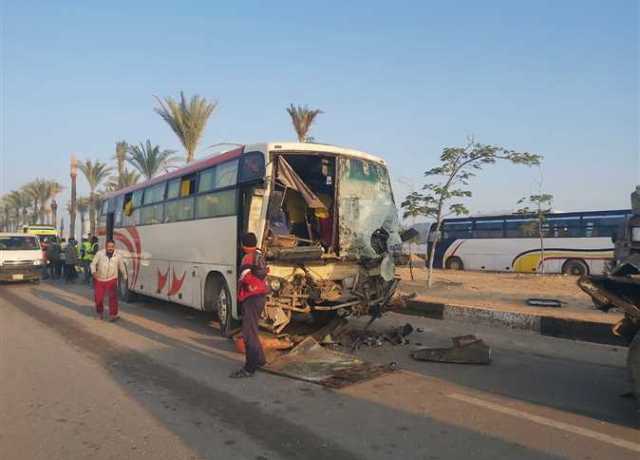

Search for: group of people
xmin=41 ymin=235 xmax=99 ymax=284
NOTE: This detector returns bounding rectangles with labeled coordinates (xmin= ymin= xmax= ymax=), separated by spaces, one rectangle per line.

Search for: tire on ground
xmin=205 ymin=273 xmax=237 ymax=338
xmin=628 ymin=330 xmax=640 ymax=402
xmin=445 ymin=256 xmax=464 ymax=271
xmin=562 ymin=259 xmax=589 ymax=276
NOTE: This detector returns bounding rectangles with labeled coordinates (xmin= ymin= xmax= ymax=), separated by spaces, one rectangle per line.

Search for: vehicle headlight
xmin=632 ymin=227 xmax=640 ymax=242
xmin=33 ymin=260 xmax=42 ymax=266
xmin=269 ymin=278 xmax=282 ymax=292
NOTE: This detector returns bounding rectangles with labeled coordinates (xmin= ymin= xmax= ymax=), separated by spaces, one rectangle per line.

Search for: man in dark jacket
xmin=46 ymin=238 xmax=62 ymax=280
xmin=63 ymin=238 xmax=79 ymax=283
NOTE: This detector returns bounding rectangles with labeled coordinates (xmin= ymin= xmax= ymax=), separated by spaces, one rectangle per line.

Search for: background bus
xmin=427 ymin=209 xmax=631 ymax=276
xmin=99 ymin=142 xmax=402 ymax=336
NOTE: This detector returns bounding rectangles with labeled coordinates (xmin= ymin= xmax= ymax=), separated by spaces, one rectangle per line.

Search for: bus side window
xmin=473 ymin=220 xmax=504 ymax=238
xmin=181 ymin=174 xmax=197 ymax=197
xmin=114 ymin=195 xmax=124 ymax=227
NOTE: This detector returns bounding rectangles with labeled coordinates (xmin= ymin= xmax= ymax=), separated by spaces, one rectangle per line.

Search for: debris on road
xmin=526 ymin=298 xmax=564 ymax=308
xmin=411 ymin=335 xmax=492 ymax=365
xmin=332 ymin=322 xmax=416 ymax=351
xmin=264 ymin=336 xmax=395 ymax=388
xmin=233 ymin=333 xmax=294 ymax=354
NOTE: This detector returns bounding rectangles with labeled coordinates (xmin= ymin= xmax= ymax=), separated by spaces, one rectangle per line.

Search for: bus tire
xmin=118 ymin=273 xmax=138 ymax=303
xmin=562 ymin=259 xmax=589 ymax=276
xmin=205 ymin=274 xmax=236 ymax=337
xmin=628 ymin=330 xmax=640 ymax=402
xmin=445 ymin=256 xmax=464 ymax=271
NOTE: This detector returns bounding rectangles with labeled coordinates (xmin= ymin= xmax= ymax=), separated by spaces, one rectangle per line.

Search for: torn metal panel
xmin=611 ymin=254 xmax=640 ymax=277
xmin=411 ymin=335 xmax=492 ymax=365
xmin=276 ymin=156 xmax=327 ymax=210
xmin=264 ymin=337 xmax=394 ymax=388
xmin=337 ymin=157 xmax=401 ymax=259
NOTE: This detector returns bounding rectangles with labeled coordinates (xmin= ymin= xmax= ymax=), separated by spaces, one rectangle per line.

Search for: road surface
xmin=0 ymin=280 xmax=638 ymax=460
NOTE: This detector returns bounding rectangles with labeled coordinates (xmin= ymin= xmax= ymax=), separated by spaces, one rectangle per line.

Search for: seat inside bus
xmin=267 ymin=155 xmax=335 ymax=255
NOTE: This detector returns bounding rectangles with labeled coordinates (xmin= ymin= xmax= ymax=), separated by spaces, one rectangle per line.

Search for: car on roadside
xmin=0 ymin=233 xmax=43 ymax=283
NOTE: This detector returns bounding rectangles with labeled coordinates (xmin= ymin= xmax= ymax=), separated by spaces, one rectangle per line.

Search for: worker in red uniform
xmin=230 ymin=233 xmax=269 ymax=378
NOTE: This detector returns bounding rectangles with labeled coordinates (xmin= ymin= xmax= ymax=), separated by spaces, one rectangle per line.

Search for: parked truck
xmin=578 ymin=186 xmax=640 ymax=401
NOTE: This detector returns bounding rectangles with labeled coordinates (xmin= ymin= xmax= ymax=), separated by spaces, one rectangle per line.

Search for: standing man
xmin=90 ymin=240 xmax=127 ymax=321
xmin=46 ymin=237 xmax=62 ymax=280
xmin=230 ymin=233 xmax=269 ymax=378
xmin=63 ymin=238 xmax=79 ymax=283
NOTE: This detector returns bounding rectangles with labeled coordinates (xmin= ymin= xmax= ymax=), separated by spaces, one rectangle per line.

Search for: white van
xmin=0 ymin=233 xmax=43 ymax=282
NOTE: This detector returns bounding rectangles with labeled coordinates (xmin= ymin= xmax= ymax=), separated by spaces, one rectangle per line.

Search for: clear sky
xmin=1 ymin=0 xmax=638 ymax=224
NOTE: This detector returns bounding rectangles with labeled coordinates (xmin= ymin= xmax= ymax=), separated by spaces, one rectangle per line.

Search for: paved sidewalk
xmin=396 ymin=278 xmax=626 ymax=346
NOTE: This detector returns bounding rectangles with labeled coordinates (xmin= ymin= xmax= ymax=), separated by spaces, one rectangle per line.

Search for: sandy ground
xmin=396 ymin=266 xmax=596 ymax=312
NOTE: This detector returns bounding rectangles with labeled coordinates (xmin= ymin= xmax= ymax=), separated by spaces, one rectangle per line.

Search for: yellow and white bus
xmin=428 ymin=209 xmax=631 ymax=276
xmin=99 ymin=142 xmax=402 ymax=336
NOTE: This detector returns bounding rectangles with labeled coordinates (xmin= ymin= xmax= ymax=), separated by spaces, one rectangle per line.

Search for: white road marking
xmin=447 ymin=392 xmax=640 ymax=453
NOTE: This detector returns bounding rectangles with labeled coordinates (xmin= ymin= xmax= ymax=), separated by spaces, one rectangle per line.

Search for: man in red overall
xmin=90 ymin=240 xmax=127 ymax=321
xmin=230 ymin=233 xmax=269 ymax=378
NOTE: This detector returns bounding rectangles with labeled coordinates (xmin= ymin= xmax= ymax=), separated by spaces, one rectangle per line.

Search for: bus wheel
xmin=207 ymin=275 xmax=235 ymax=337
xmin=445 ymin=256 xmax=464 ymax=271
xmin=118 ymin=273 xmax=138 ymax=302
xmin=562 ymin=259 xmax=588 ymax=276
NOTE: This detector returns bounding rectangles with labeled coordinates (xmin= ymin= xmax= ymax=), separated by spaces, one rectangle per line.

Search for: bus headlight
xmin=33 ymin=260 xmax=42 ymax=266
xmin=269 ymin=278 xmax=282 ymax=292
xmin=632 ymin=227 xmax=640 ymax=242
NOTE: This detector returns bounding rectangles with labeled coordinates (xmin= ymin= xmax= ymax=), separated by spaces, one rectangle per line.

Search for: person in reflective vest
xmin=81 ymin=236 xmax=98 ymax=284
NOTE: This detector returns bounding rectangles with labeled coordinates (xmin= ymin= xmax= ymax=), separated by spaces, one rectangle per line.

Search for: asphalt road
xmin=1 ymin=280 xmax=638 ymax=460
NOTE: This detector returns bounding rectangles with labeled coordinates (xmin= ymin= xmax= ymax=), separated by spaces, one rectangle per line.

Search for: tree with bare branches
xmin=405 ymin=141 xmax=542 ymax=287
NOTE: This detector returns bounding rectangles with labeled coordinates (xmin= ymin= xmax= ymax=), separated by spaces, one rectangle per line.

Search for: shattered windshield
xmin=338 ymin=157 xmax=401 ymax=259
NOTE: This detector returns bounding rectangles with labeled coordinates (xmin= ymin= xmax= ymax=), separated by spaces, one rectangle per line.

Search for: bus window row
xmin=99 ymin=152 xmax=265 ymax=228
xmin=441 ymin=213 xmax=629 ymax=239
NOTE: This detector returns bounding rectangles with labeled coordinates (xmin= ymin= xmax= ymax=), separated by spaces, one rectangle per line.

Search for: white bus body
xmin=99 ymin=142 xmax=402 ymax=335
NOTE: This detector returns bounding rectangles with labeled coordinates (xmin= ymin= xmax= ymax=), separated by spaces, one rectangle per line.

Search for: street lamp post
xmin=51 ymin=199 xmax=58 ymax=235
xmin=69 ymin=155 xmax=78 ymax=240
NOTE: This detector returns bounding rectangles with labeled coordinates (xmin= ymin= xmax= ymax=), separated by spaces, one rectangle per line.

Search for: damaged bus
xmin=99 ymin=142 xmax=402 ymax=336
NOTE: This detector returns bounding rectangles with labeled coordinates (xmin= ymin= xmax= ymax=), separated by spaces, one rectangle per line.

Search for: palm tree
xmin=17 ymin=189 xmax=32 ymax=229
xmin=76 ymin=197 xmax=90 ymax=237
xmin=6 ymin=191 xmax=25 ymax=229
xmin=105 ymin=169 xmax=140 ymax=192
xmin=154 ymin=91 xmax=217 ymax=163
xmin=286 ymin=104 xmax=323 ymax=142
xmin=23 ymin=181 xmax=41 ymax=224
xmin=114 ymin=141 xmax=128 ymax=188
xmin=1 ymin=197 xmax=11 ymax=231
xmin=26 ymin=179 xmax=62 ymax=224
xmin=78 ymin=160 xmax=112 ymax=236
xmin=127 ymin=140 xmax=177 ymax=180
xmin=4 ymin=192 xmax=20 ymax=230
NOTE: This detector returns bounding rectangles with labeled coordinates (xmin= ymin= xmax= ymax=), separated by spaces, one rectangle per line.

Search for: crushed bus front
xmin=257 ymin=149 xmax=402 ymax=333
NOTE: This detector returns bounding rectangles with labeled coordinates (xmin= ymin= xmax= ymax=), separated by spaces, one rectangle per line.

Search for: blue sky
xmin=1 ymin=0 xmax=638 ymax=222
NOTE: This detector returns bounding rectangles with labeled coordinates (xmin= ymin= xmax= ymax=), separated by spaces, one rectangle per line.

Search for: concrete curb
xmin=401 ymin=300 xmax=628 ymax=347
